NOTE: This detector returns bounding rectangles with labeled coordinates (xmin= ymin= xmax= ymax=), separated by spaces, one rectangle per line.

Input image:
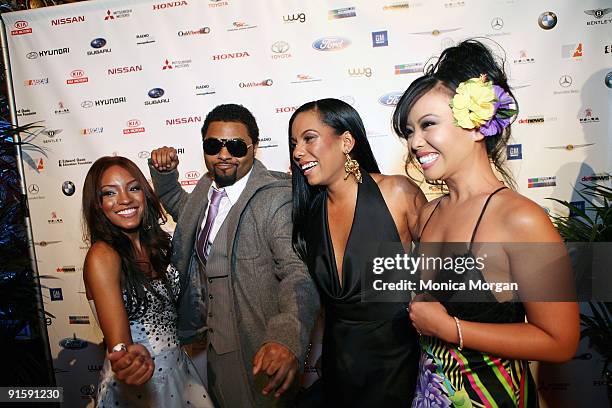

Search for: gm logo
xmin=378 ymin=91 xmax=403 ymax=106
xmin=312 ymin=37 xmax=350 ymax=51
xmin=507 ymin=144 xmax=522 ymax=160
xmin=148 ymin=87 xmax=165 ymax=98
xmin=50 ymin=288 xmax=63 ymax=301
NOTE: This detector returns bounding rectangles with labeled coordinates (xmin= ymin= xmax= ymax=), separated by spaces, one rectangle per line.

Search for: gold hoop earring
xmin=344 ymin=153 xmax=362 ymax=183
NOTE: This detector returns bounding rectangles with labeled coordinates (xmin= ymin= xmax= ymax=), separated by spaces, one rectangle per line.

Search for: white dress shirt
xmin=201 ymin=168 xmax=253 ymax=258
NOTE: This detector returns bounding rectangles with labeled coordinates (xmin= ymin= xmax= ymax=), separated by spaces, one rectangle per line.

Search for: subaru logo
xmin=148 ymin=88 xmax=165 ymax=98
xmin=538 ymin=11 xmax=558 ymax=30
xmin=26 ymin=51 xmax=38 ymax=59
xmin=81 ymin=100 xmax=94 ymax=108
xmin=312 ymin=37 xmax=351 ymax=51
xmin=90 ymin=38 xmax=107 ymax=49
xmin=62 ymin=181 xmax=75 ymax=196
xmin=271 ymin=41 xmax=290 ymax=53
xmin=378 ymin=91 xmax=403 ymax=106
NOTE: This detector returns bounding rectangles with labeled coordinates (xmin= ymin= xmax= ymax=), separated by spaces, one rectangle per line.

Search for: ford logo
xmin=312 ymin=37 xmax=351 ymax=51
xmin=378 ymin=91 xmax=403 ymax=107
xmin=59 ymin=336 xmax=88 ymax=350
xmin=148 ymin=88 xmax=165 ymax=98
xmin=26 ymin=52 xmax=38 ymax=59
xmin=90 ymin=38 xmax=107 ymax=49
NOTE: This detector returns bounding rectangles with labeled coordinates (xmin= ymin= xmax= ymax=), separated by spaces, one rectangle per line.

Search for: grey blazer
xmin=149 ymin=159 xmax=320 ymax=367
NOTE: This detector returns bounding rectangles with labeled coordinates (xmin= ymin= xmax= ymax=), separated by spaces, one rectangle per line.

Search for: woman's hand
xmin=408 ymin=294 xmax=457 ymax=343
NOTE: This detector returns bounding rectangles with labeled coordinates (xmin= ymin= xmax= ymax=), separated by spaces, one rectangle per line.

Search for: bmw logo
xmin=605 ymin=71 xmax=612 ymax=89
xmin=148 ymin=88 xmax=165 ymax=98
xmin=538 ymin=11 xmax=557 ymax=30
xmin=90 ymin=38 xmax=107 ymax=49
xmin=26 ymin=51 xmax=38 ymax=59
xmin=62 ymin=181 xmax=75 ymax=196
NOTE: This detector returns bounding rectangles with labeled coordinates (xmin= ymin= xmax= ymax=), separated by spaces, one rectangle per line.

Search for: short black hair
xmin=201 ymin=103 xmax=259 ymax=144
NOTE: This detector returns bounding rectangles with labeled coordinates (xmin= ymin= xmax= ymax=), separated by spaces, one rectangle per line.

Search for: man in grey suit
xmin=139 ymin=104 xmax=317 ymax=407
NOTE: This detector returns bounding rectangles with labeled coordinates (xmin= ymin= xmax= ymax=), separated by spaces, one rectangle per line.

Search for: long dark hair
xmin=392 ymin=39 xmax=517 ymax=188
xmin=288 ymin=98 xmax=380 ymax=260
xmin=82 ymin=156 xmax=172 ymax=318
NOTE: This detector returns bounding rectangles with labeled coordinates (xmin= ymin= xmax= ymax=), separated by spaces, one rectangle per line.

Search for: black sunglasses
xmin=202 ymin=138 xmax=253 ymax=157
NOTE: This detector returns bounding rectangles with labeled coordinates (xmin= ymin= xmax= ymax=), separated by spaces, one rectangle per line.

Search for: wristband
xmin=112 ymin=342 xmax=128 ymax=353
xmin=453 ymin=317 xmax=464 ymax=351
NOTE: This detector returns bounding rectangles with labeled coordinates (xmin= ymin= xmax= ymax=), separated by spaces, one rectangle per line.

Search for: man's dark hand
xmin=252 ymin=342 xmax=298 ymax=398
xmin=108 ymin=343 xmax=155 ymax=385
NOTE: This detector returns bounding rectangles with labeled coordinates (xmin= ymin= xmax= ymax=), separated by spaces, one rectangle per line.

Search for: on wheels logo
xmin=123 ymin=119 xmax=146 ymax=134
xmin=12 ymin=20 xmax=32 ymax=36
xmin=67 ymin=69 xmax=89 ymax=84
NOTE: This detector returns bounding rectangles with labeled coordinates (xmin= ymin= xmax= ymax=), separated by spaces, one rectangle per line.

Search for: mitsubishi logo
xmin=491 ymin=17 xmax=503 ymax=30
xmin=559 ymin=75 xmax=572 ymax=87
xmin=162 ymin=59 xmax=173 ymax=69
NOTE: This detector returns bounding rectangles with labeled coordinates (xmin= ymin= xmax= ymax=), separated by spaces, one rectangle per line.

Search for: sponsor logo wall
xmin=3 ymin=0 xmax=610 ymax=406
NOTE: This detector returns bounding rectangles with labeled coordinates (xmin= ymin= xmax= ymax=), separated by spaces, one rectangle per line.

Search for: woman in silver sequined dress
xmin=82 ymin=156 xmax=213 ymax=407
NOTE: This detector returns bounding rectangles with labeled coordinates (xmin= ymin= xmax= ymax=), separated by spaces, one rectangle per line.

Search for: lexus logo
xmin=28 ymin=184 xmax=40 ymax=194
xmin=271 ymin=41 xmax=290 ymax=53
xmin=559 ymin=75 xmax=572 ymax=87
xmin=491 ymin=17 xmax=503 ymax=30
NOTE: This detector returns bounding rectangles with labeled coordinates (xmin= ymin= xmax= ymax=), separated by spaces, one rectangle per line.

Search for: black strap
xmin=418 ymin=198 xmax=444 ymax=240
xmin=469 ymin=186 xmax=507 ymax=247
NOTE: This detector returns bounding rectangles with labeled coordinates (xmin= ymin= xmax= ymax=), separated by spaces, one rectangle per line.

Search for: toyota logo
xmin=559 ymin=75 xmax=572 ymax=87
xmin=271 ymin=41 xmax=290 ymax=53
xmin=491 ymin=17 xmax=503 ymax=30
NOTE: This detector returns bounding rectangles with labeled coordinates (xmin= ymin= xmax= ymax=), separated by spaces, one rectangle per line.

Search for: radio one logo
xmin=312 ymin=37 xmax=351 ymax=51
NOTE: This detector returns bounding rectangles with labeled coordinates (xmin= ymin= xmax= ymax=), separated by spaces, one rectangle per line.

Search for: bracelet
xmin=453 ymin=317 xmax=464 ymax=351
xmin=112 ymin=342 xmax=127 ymax=353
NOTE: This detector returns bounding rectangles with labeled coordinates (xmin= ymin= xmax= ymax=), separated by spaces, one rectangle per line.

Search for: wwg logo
xmin=348 ymin=67 xmax=372 ymax=78
xmin=283 ymin=13 xmax=305 ymax=23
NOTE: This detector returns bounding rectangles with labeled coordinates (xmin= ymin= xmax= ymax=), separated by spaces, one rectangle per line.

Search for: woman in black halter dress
xmin=288 ymin=98 xmax=426 ymax=406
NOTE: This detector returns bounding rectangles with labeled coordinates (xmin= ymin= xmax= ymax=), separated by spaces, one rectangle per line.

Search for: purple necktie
xmin=196 ymin=188 xmax=227 ymax=264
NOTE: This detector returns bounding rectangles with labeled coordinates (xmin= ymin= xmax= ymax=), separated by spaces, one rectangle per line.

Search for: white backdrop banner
xmin=2 ymin=0 xmax=610 ymax=406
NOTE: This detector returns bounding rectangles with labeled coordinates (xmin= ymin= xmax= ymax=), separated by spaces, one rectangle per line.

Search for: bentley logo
xmin=35 ymin=240 xmax=61 ymax=247
xmin=411 ymin=28 xmax=461 ymax=36
xmin=584 ymin=8 xmax=612 ymax=19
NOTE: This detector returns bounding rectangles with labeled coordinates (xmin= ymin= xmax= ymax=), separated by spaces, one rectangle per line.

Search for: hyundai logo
xmin=81 ymin=100 xmax=94 ymax=108
xmin=90 ymin=38 xmax=107 ymax=49
xmin=148 ymin=88 xmax=165 ymax=98
xmin=26 ymin=51 xmax=38 ymax=59
xmin=538 ymin=11 xmax=558 ymax=30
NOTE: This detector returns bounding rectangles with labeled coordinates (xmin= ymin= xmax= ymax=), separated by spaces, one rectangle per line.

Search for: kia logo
xmin=90 ymin=38 xmax=107 ymax=49
xmin=71 ymin=69 xmax=84 ymax=78
xmin=271 ymin=41 xmax=290 ymax=53
xmin=185 ymin=171 xmax=199 ymax=179
xmin=148 ymin=88 xmax=165 ymax=98
xmin=15 ymin=21 xmax=28 ymax=29
xmin=127 ymin=119 xmax=141 ymax=127
xmin=26 ymin=52 xmax=38 ymax=59
xmin=81 ymin=100 xmax=94 ymax=108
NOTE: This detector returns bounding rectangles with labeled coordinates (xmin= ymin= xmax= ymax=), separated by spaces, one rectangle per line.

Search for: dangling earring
xmin=343 ymin=152 xmax=362 ymax=183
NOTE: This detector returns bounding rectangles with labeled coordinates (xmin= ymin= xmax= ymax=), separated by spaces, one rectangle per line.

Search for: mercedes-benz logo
xmin=271 ymin=41 xmax=290 ymax=54
xmin=491 ymin=17 xmax=503 ymax=30
xmin=28 ymin=184 xmax=39 ymax=194
xmin=559 ymin=75 xmax=572 ymax=87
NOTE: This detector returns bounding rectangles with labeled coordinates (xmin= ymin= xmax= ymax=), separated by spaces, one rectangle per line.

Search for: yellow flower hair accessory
xmin=450 ymin=74 xmax=517 ymax=136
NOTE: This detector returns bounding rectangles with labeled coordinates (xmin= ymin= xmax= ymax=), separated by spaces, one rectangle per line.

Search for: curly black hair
xmin=201 ymin=103 xmax=259 ymax=144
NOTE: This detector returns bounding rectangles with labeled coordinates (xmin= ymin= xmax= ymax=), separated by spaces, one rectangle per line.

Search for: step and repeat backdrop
xmin=3 ymin=0 xmax=610 ymax=405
